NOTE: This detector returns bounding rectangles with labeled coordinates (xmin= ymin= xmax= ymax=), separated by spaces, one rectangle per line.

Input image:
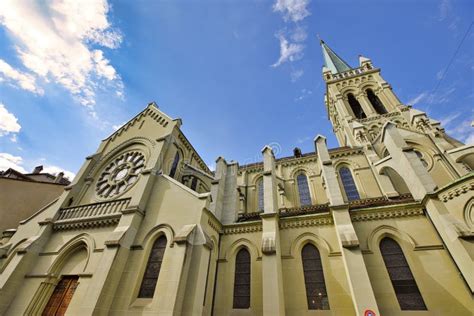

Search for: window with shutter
xmin=42 ymin=275 xmax=79 ymax=316
xmin=301 ymin=244 xmax=329 ymax=310
xmin=233 ymin=248 xmax=250 ymax=309
xmin=380 ymin=237 xmax=427 ymax=310
xmin=138 ymin=236 xmax=167 ymax=298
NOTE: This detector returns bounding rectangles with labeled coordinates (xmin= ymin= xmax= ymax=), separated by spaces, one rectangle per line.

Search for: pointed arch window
xmin=339 ymin=167 xmax=360 ymax=201
xmin=233 ymin=248 xmax=251 ymax=309
xmin=169 ymin=152 xmax=180 ymax=178
xmin=414 ymin=150 xmax=428 ymax=168
xmin=347 ymin=93 xmax=366 ymax=119
xmin=301 ymin=244 xmax=330 ymax=310
xmin=257 ymin=178 xmax=264 ymax=211
xmin=380 ymin=238 xmax=426 ymax=310
xmin=366 ymin=89 xmax=387 ymax=114
xmin=190 ymin=176 xmax=198 ymax=191
xmin=138 ymin=236 xmax=167 ymax=298
xmin=297 ymin=173 xmax=312 ymax=206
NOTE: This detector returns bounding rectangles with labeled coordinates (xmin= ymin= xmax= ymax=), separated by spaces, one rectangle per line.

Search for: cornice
xmin=222 ymin=222 xmax=262 ymax=235
xmin=436 ymin=174 xmax=474 ymax=202
xmin=351 ymin=207 xmax=424 ymax=222
xmin=279 ymin=213 xmax=333 ymax=229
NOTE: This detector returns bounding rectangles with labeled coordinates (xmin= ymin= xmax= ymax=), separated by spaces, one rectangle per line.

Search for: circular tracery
xmin=96 ymin=151 xmax=146 ymax=198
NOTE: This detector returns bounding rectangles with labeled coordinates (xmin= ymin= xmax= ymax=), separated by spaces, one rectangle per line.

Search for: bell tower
xmin=319 ymin=40 xmax=471 ymax=178
xmin=321 ymin=39 xmax=407 ymax=148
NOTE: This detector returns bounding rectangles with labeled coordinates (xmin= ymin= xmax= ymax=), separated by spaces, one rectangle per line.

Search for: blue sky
xmin=0 ymin=0 xmax=472 ymax=179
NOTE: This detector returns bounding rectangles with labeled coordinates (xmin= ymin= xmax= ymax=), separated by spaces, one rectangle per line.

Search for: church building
xmin=0 ymin=40 xmax=473 ymax=315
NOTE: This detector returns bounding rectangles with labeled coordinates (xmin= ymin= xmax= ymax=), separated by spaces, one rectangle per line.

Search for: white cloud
xmin=271 ymin=0 xmax=310 ymax=70
xmin=407 ymin=92 xmax=427 ymax=105
xmin=42 ymin=165 xmax=75 ymax=181
xmin=273 ymin=0 xmax=310 ymax=23
xmin=407 ymin=87 xmax=456 ymax=106
xmin=438 ymin=0 xmax=452 ymax=21
xmin=0 ymin=153 xmax=26 ymax=173
xmin=291 ymin=26 xmax=307 ymax=42
xmin=272 ymin=35 xmax=304 ymax=67
xmin=447 ymin=118 xmax=474 ymax=145
xmin=0 ymin=103 xmax=21 ymax=139
xmin=0 ymin=59 xmax=43 ymax=94
xmin=290 ymin=69 xmax=304 ymax=82
xmin=439 ymin=112 xmax=461 ymax=126
xmin=0 ymin=0 xmax=123 ymax=108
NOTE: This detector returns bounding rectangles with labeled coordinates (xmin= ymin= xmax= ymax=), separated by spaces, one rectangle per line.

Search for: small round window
xmin=96 ymin=151 xmax=146 ymax=198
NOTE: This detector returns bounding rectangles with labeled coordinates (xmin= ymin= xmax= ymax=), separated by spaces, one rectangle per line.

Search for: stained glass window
xmin=380 ymin=238 xmax=426 ymax=310
xmin=233 ymin=248 xmax=250 ymax=309
xmin=257 ymin=178 xmax=264 ymax=211
xmin=169 ymin=152 xmax=180 ymax=178
xmin=138 ymin=236 xmax=167 ymax=298
xmin=297 ymin=173 xmax=312 ymax=206
xmin=301 ymin=244 xmax=329 ymax=310
xmin=339 ymin=167 xmax=360 ymax=201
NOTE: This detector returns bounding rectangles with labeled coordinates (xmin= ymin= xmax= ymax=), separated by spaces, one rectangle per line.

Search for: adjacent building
xmin=0 ymin=166 xmax=70 ymax=241
xmin=0 ymin=40 xmax=473 ymax=316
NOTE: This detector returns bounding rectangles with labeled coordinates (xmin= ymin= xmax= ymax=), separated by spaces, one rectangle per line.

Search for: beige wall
xmin=0 ymin=178 xmax=65 ymax=233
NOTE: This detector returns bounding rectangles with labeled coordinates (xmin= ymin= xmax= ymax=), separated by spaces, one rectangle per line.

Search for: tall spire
xmin=320 ymin=39 xmax=352 ymax=74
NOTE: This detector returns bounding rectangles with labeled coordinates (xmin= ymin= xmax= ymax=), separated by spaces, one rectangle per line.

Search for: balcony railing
xmin=54 ymin=198 xmax=130 ymax=230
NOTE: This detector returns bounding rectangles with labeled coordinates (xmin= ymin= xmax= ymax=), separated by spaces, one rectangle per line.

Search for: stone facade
xmin=0 ymin=41 xmax=473 ymax=316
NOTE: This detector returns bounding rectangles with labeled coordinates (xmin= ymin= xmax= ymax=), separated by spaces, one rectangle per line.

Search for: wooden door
xmin=42 ymin=276 xmax=79 ymax=316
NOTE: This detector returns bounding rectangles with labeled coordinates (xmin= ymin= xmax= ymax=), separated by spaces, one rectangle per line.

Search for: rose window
xmin=96 ymin=151 xmax=146 ymax=198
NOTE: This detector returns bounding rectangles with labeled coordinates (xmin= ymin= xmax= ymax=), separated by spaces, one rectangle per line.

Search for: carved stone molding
xmin=223 ymin=223 xmax=262 ymax=235
xmin=279 ymin=214 xmax=333 ymax=230
xmin=351 ymin=207 xmax=424 ymax=222
xmin=439 ymin=181 xmax=474 ymax=202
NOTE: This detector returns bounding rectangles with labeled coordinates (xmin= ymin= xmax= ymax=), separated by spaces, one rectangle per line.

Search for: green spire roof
xmin=320 ymin=40 xmax=352 ymax=74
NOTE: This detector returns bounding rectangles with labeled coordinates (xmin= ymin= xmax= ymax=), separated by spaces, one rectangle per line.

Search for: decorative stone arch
xmin=48 ymin=233 xmax=94 ymax=275
xmin=333 ymin=160 xmax=364 ymax=200
xmin=404 ymin=140 xmax=435 ymax=171
xmin=366 ymin=224 xmax=417 ymax=253
xmin=455 ymin=152 xmax=474 ymax=170
xmin=358 ymin=81 xmax=381 ymax=93
xmin=141 ymin=223 xmax=175 ymax=249
xmin=289 ymin=232 xmax=334 ymax=258
xmin=333 ymin=159 xmax=361 ymax=171
xmin=89 ymin=137 xmax=154 ymax=178
xmin=368 ymin=123 xmax=381 ymax=139
xmin=25 ymin=234 xmax=94 ymax=315
xmin=133 ymin=224 xmax=175 ymax=300
xmin=463 ymin=198 xmax=474 ymax=229
xmin=251 ymin=174 xmax=264 ymax=187
xmin=339 ymin=86 xmax=360 ymax=96
xmin=291 ymin=168 xmax=315 ymax=206
xmin=290 ymin=167 xmax=312 ymax=179
xmin=224 ymin=238 xmax=261 ymax=261
xmin=379 ymin=166 xmax=410 ymax=195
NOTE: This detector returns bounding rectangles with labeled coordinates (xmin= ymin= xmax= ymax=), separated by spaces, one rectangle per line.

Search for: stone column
xmin=381 ymin=122 xmax=474 ymax=292
xmin=315 ymin=135 xmax=380 ymax=316
xmin=209 ymin=157 xmax=228 ymax=221
xmin=356 ymin=93 xmax=376 ymax=117
xmin=260 ymin=146 xmax=286 ymax=315
xmin=78 ymin=211 xmax=143 ymax=314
